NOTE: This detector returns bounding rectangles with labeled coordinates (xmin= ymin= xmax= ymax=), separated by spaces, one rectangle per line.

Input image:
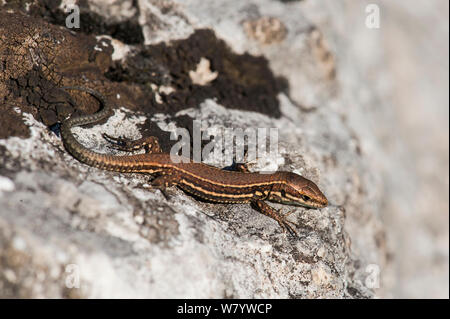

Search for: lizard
xmin=59 ymin=86 xmax=328 ymax=237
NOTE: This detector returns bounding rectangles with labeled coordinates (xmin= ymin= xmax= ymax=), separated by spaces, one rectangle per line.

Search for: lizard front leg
xmin=251 ymin=200 xmax=299 ymax=238
xmin=232 ymin=160 xmax=299 ymax=237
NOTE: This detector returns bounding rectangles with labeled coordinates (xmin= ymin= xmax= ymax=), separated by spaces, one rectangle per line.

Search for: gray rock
xmin=0 ymin=0 xmax=447 ymax=298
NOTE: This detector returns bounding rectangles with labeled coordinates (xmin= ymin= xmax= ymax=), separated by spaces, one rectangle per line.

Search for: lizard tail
xmin=60 ymin=86 xmax=130 ymax=171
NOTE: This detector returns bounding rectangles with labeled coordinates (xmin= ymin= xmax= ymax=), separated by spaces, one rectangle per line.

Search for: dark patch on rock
xmin=106 ymin=29 xmax=285 ymax=119
xmin=9 ymin=67 xmax=67 ymax=126
xmin=1 ymin=0 xmax=38 ymax=12
xmin=7 ymin=65 xmax=111 ymax=131
xmin=29 ymin=0 xmax=144 ymax=45
xmin=0 ymin=9 xmax=115 ymax=138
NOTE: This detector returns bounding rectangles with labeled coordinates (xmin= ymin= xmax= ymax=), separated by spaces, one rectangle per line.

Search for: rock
xmin=0 ymin=0 xmax=447 ymax=298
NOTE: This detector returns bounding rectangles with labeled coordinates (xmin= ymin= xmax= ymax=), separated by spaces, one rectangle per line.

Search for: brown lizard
xmin=59 ymin=86 xmax=328 ymax=236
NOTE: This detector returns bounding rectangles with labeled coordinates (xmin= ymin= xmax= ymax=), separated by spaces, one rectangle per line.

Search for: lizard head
xmin=268 ymin=172 xmax=328 ymax=208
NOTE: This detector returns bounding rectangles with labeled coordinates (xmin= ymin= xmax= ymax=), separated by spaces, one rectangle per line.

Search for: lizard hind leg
xmin=102 ymin=133 xmax=162 ymax=154
xmin=151 ymin=174 xmax=179 ymax=189
xmin=151 ymin=174 xmax=179 ymax=201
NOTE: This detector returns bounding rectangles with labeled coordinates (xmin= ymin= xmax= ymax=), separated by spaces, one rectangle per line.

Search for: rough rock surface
xmin=0 ymin=0 xmax=447 ymax=298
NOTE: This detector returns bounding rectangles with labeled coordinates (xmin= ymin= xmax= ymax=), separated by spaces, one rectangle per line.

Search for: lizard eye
xmin=301 ymin=195 xmax=311 ymax=202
